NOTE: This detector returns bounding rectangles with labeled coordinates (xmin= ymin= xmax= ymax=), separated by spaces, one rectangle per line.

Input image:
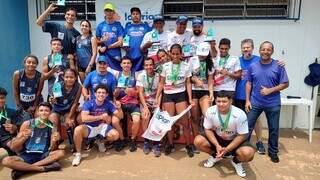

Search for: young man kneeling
xmin=194 ymin=91 xmax=255 ymax=177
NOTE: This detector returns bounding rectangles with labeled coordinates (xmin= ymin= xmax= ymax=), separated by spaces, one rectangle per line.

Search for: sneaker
xmin=204 ymin=156 xmax=222 ymax=168
xmin=11 ymin=170 xmax=26 ymax=180
xmin=256 ymin=141 xmax=266 ymax=154
xmin=191 ymin=144 xmax=200 ymax=154
xmin=143 ymin=141 xmax=151 ymax=154
xmin=44 ymin=162 xmax=61 ymax=172
xmin=96 ymin=139 xmax=106 ymax=152
xmin=72 ymin=153 xmax=81 ymax=166
xmin=129 ymin=140 xmax=137 ymax=152
xmin=268 ymin=153 xmax=280 ymax=163
xmin=153 ymin=144 xmax=161 ymax=157
xmin=186 ymin=145 xmax=194 ymax=157
xmin=114 ymin=140 xmax=125 ymax=152
xmin=164 ymin=144 xmax=175 ymax=155
xmin=231 ymin=160 xmax=246 ymax=177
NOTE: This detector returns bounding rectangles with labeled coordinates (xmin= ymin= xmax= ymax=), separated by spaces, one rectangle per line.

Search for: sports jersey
xmin=76 ymin=34 xmax=93 ymax=69
xmin=204 ymin=105 xmax=248 ymax=141
xmin=115 ymin=71 xmax=139 ymax=105
xmin=167 ymin=30 xmax=192 ymax=50
xmin=47 ymin=54 xmax=70 ymax=95
xmin=136 ymin=70 xmax=160 ymax=107
xmin=189 ymin=56 xmax=214 ymax=91
xmin=140 ymin=29 xmax=169 ymax=57
xmin=190 ymin=33 xmax=206 ymax=57
xmin=161 ymin=61 xmax=192 ymax=94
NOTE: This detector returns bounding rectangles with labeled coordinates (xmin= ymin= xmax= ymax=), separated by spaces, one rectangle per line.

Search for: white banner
xmin=142 ymin=105 xmax=192 ymax=141
xmin=95 ymin=0 xmax=163 ymax=27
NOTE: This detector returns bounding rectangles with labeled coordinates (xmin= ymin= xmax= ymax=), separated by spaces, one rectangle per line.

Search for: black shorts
xmin=192 ymin=90 xmax=209 ymax=100
xmin=122 ymin=104 xmax=140 ymax=116
xmin=0 ymin=138 xmax=15 ymax=156
xmin=233 ymin=99 xmax=246 ymax=112
xmin=162 ymin=91 xmax=187 ymax=104
xmin=205 ymin=132 xmax=254 ymax=157
xmin=78 ymin=64 xmax=96 ymax=73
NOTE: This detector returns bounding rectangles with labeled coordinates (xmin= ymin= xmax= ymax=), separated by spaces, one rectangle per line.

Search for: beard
xmin=193 ymin=30 xmax=201 ymax=36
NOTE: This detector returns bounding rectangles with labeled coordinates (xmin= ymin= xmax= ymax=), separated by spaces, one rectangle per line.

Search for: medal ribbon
xmin=171 ymin=63 xmax=181 ymax=85
xmin=219 ymin=54 xmax=230 ymax=68
xmin=217 ymin=108 xmax=231 ymax=131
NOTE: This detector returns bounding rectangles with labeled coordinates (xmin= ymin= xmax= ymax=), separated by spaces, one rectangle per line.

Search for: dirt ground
xmin=1 ymin=128 xmax=320 ymax=180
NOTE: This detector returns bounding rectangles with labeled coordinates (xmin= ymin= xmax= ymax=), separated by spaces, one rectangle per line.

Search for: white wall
xmin=28 ymin=0 xmax=320 ymax=129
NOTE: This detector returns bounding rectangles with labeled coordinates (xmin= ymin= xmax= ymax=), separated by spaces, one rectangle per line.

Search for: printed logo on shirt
xmin=58 ymin=32 xmax=65 ymax=40
xmin=27 ymin=87 xmax=32 ymax=93
xmin=20 ymin=81 xmax=25 ymax=87
xmin=112 ymin=26 xmax=117 ymax=32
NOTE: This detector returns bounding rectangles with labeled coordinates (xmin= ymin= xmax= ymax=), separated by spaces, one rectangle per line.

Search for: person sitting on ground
xmin=72 ymin=84 xmax=120 ymax=166
xmin=2 ymin=102 xmax=64 ymax=180
xmin=194 ymin=91 xmax=255 ymax=177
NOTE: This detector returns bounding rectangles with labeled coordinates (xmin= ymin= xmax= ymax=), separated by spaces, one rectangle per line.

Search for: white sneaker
xmin=231 ymin=160 xmax=246 ymax=177
xmin=72 ymin=153 xmax=81 ymax=166
xmin=96 ymin=139 xmax=106 ymax=152
xmin=204 ymin=156 xmax=222 ymax=168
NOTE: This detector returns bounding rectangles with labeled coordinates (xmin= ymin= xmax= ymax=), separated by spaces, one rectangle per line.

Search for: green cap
xmin=104 ymin=3 xmax=114 ymax=11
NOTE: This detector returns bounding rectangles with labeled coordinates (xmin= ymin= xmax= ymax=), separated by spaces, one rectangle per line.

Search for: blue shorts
xmin=86 ymin=123 xmax=114 ymax=139
xmin=20 ymin=151 xmax=50 ymax=164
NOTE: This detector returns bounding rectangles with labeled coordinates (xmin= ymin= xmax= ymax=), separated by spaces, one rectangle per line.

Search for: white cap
xmin=196 ymin=42 xmax=210 ymax=56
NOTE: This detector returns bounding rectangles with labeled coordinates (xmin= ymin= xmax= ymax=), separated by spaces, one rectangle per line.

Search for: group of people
xmin=0 ymin=2 xmax=289 ymax=179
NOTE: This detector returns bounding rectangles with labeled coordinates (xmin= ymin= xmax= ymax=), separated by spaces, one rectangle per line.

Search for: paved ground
xmin=1 ymin=128 xmax=320 ymax=180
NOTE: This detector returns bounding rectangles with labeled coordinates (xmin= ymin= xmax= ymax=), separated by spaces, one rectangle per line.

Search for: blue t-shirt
xmin=83 ymin=70 xmax=117 ymax=100
xmin=82 ymin=99 xmax=117 ymax=127
xmin=76 ymin=34 xmax=93 ymax=69
xmin=43 ymin=22 xmax=80 ymax=54
xmin=124 ymin=22 xmax=152 ymax=71
xmin=246 ymin=59 xmax=289 ymax=107
xmin=235 ymin=55 xmax=260 ymax=100
xmin=96 ymin=21 xmax=124 ymax=71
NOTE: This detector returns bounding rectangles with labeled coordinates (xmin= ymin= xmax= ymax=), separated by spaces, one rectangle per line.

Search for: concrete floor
xmin=1 ymin=129 xmax=320 ymax=180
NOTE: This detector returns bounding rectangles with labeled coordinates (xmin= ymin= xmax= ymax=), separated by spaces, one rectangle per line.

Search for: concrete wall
xmin=27 ymin=0 xmax=320 ymax=129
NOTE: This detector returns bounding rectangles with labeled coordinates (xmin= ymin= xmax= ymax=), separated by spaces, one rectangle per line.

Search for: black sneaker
xmin=114 ymin=140 xmax=125 ymax=152
xmin=256 ymin=141 xmax=266 ymax=155
xmin=190 ymin=144 xmax=200 ymax=154
xmin=129 ymin=139 xmax=137 ymax=152
xmin=268 ymin=153 xmax=280 ymax=163
xmin=164 ymin=144 xmax=175 ymax=155
xmin=11 ymin=170 xmax=26 ymax=180
xmin=186 ymin=145 xmax=194 ymax=158
xmin=44 ymin=162 xmax=61 ymax=172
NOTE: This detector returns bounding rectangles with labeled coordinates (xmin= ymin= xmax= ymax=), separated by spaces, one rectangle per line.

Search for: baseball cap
xmin=130 ymin=7 xmax=141 ymax=14
xmin=196 ymin=42 xmax=210 ymax=56
xmin=176 ymin=15 xmax=188 ymax=24
xmin=153 ymin=15 xmax=164 ymax=23
xmin=104 ymin=3 xmax=114 ymax=11
xmin=192 ymin=17 xmax=203 ymax=27
xmin=97 ymin=55 xmax=107 ymax=63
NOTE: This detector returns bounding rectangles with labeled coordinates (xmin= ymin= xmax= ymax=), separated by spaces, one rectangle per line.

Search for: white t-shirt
xmin=161 ymin=61 xmax=191 ymax=94
xmin=167 ymin=30 xmax=192 ymax=50
xmin=190 ymin=34 xmax=205 ymax=57
xmin=136 ymin=70 xmax=160 ymax=107
xmin=204 ymin=105 xmax=248 ymax=140
xmin=140 ymin=30 xmax=169 ymax=57
xmin=189 ymin=56 xmax=214 ymax=91
xmin=213 ymin=55 xmax=241 ymax=91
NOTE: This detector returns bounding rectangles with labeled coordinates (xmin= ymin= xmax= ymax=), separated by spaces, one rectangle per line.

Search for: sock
xmin=233 ymin=156 xmax=241 ymax=164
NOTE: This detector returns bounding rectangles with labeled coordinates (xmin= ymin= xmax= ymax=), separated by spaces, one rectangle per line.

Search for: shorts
xmin=86 ymin=123 xmax=113 ymax=139
xmin=0 ymin=138 xmax=15 ymax=156
xmin=78 ymin=64 xmax=96 ymax=72
xmin=233 ymin=99 xmax=246 ymax=112
xmin=20 ymin=151 xmax=50 ymax=164
xmin=192 ymin=90 xmax=209 ymax=100
xmin=205 ymin=132 xmax=254 ymax=157
xmin=52 ymin=108 xmax=69 ymax=116
xmin=162 ymin=91 xmax=187 ymax=104
xmin=122 ymin=104 xmax=140 ymax=116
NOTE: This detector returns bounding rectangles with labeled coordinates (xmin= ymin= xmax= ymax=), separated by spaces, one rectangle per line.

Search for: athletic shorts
xmin=20 ymin=151 xmax=50 ymax=164
xmin=192 ymin=90 xmax=209 ymax=100
xmin=162 ymin=91 xmax=187 ymax=104
xmin=0 ymin=138 xmax=15 ymax=156
xmin=122 ymin=104 xmax=140 ymax=116
xmin=86 ymin=123 xmax=113 ymax=139
xmin=233 ymin=99 xmax=246 ymax=112
xmin=205 ymin=132 xmax=254 ymax=157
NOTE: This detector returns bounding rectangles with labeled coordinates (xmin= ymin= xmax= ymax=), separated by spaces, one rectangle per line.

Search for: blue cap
xmin=192 ymin=17 xmax=203 ymax=27
xmin=176 ymin=15 xmax=188 ymax=24
xmin=97 ymin=55 xmax=107 ymax=63
xmin=153 ymin=15 xmax=164 ymax=23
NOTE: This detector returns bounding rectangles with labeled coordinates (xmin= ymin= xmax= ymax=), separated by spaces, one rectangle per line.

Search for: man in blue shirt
xmin=96 ymin=3 xmax=124 ymax=71
xmin=36 ymin=3 xmax=80 ymax=55
xmin=124 ymin=7 xmax=152 ymax=72
xmin=245 ymin=41 xmax=289 ymax=163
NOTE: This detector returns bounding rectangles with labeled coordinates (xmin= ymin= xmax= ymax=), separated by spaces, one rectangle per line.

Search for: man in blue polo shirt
xmin=124 ymin=7 xmax=152 ymax=72
xmin=36 ymin=3 xmax=80 ymax=55
xmin=96 ymin=3 xmax=124 ymax=71
xmin=245 ymin=41 xmax=289 ymax=163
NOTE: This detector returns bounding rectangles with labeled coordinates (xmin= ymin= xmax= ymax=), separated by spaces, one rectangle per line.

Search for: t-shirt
xmin=213 ymin=55 xmax=241 ymax=91
xmin=235 ymin=55 xmax=260 ymax=100
xmin=190 ymin=34 xmax=206 ymax=57
xmin=124 ymin=22 xmax=152 ymax=59
xmin=76 ymin=34 xmax=93 ymax=69
xmin=246 ymin=59 xmax=289 ymax=107
xmin=204 ymin=105 xmax=248 ymax=140
xmin=114 ymin=71 xmax=139 ymax=105
xmin=83 ymin=70 xmax=117 ymax=100
xmin=167 ymin=30 xmax=192 ymax=50
xmin=140 ymin=29 xmax=169 ymax=57
xmin=82 ymin=99 xmax=117 ymax=127
xmin=42 ymin=22 xmax=80 ymax=54
xmin=96 ymin=21 xmax=124 ymax=71
xmin=161 ymin=61 xmax=192 ymax=94
xmin=189 ymin=56 xmax=214 ymax=90
xmin=136 ymin=70 xmax=160 ymax=107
